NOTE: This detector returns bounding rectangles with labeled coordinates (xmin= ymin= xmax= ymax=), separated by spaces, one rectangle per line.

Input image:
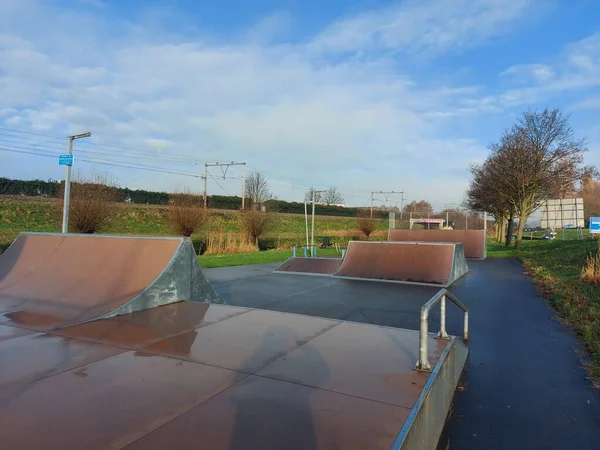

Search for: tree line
xmin=466 ymin=108 xmax=597 ymax=249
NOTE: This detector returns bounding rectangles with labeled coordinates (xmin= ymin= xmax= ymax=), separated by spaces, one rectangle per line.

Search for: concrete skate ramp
xmin=0 ymin=233 xmax=221 ymax=330
xmin=388 ymin=229 xmax=487 ymax=259
xmin=275 ymin=257 xmax=342 ymax=275
xmin=335 ymin=241 xmax=468 ymax=286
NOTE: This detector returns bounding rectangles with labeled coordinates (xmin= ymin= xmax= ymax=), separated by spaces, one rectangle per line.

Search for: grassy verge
xmin=489 ymin=237 xmax=600 ymax=382
xmin=198 ymin=248 xmax=342 ymax=269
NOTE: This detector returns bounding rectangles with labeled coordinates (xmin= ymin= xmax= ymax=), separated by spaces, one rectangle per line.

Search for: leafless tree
xmin=321 ymin=186 xmax=345 ymax=205
xmin=168 ymin=189 xmax=208 ymax=238
xmin=402 ymin=200 xmax=433 ymax=213
xmin=304 ymin=187 xmax=322 ymax=203
xmin=245 ymin=171 xmax=271 ymax=209
xmin=239 ymin=209 xmax=273 ymax=246
xmin=466 ymin=108 xmax=595 ymax=249
xmin=57 ymin=172 xmax=117 ymax=234
xmin=356 ymin=209 xmax=377 ymax=239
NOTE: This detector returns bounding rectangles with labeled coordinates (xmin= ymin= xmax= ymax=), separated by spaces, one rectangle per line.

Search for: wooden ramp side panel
xmin=334 ymin=241 xmax=455 ymax=285
xmin=387 ymin=229 xmax=487 ymax=259
xmin=275 ymin=257 xmax=342 ymax=275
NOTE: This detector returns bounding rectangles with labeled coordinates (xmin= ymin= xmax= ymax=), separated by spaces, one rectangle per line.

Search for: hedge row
xmin=0 ymin=177 xmax=387 ymax=218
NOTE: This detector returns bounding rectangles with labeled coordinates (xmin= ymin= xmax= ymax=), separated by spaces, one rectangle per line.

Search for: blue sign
xmin=590 ymin=217 xmax=600 ymax=235
xmin=58 ymin=154 xmax=74 ymax=166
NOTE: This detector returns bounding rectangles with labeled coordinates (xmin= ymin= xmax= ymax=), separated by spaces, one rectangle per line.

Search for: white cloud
xmin=308 ymin=0 xmax=533 ymax=56
xmin=0 ymin=0 xmax=533 ymax=208
xmin=494 ymin=33 xmax=600 ymax=107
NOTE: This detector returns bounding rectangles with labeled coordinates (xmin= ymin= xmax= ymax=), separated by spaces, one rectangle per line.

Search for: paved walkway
xmin=441 ymin=258 xmax=600 ymax=450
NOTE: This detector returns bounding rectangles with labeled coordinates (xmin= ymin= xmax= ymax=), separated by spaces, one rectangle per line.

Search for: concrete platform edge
xmin=391 ymin=337 xmax=469 ymax=450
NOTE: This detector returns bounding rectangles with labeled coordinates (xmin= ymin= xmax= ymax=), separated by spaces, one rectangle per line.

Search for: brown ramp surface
xmin=0 ymin=233 xmax=220 ymax=330
xmin=388 ymin=229 xmax=487 ymax=259
xmin=334 ymin=241 xmax=468 ymax=286
xmin=275 ymin=257 xmax=342 ymax=275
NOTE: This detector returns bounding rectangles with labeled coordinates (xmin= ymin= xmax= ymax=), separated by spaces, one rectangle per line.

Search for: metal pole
xmin=416 ymin=309 xmax=431 ymax=371
xmin=311 ymin=190 xmax=316 ymax=251
xmin=463 ymin=310 xmax=469 ymax=341
xmin=61 ymin=137 xmax=74 ymax=233
xmin=446 ymin=211 xmax=449 ymax=228
xmin=203 ymin=164 xmax=208 ymax=208
xmin=465 ymin=212 xmax=468 ymax=230
xmin=409 ymin=212 xmax=413 ymax=229
xmin=304 ymin=201 xmax=309 ymax=248
xmin=370 ymin=192 xmax=373 ymax=218
xmin=241 ymin=163 xmax=246 ymax=210
xmin=438 ymin=294 xmax=448 ymax=339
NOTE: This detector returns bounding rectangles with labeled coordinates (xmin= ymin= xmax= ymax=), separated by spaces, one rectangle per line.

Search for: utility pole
xmin=202 ymin=161 xmax=246 ymax=209
xmin=370 ymin=191 xmax=404 ymax=218
xmin=62 ymin=131 xmax=91 ymax=233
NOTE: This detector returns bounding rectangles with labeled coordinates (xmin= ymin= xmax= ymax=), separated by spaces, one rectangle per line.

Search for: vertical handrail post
xmin=437 ymin=294 xmax=449 ymax=339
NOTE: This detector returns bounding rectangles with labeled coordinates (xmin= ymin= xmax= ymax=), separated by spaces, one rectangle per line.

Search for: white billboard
xmin=541 ymin=198 xmax=585 ymax=230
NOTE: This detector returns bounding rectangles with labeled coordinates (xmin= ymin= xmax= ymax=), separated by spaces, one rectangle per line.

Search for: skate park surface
xmin=1 ymin=237 xmax=600 ymax=448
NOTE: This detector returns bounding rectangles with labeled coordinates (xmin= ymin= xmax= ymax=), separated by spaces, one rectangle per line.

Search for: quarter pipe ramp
xmin=0 ymin=233 xmax=221 ymax=330
xmin=387 ymin=229 xmax=487 ymax=259
xmin=334 ymin=241 xmax=469 ymax=286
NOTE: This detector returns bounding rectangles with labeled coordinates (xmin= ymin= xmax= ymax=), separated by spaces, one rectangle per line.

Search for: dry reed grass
xmin=581 ymin=244 xmax=600 ymax=285
xmin=204 ymin=231 xmax=257 ymax=254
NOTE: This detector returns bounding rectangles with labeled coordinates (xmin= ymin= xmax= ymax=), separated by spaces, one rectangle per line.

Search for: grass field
xmin=0 ymin=197 xmax=389 ymax=252
xmin=198 ymin=247 xmax=342 ymax=268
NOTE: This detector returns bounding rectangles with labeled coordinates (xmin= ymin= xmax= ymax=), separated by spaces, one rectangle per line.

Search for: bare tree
xmin=466 ymin=108 xmax=595 ymax=249
xmin=57 ymin=172 xmax=117 ymax=234
xmin=239 ymin=209 xmax=273 ymax=247
xmin=168 ymin=190 xmax=208 ymax=238
xmin=304 ymin=187 xmax=322 ymax=203
xmin=402 ymin=200 xmax=433 ymax=213
xmin=356 ymin=209 xmax=377 ymax=239
xmin=321 ymin=186 xmax=345 ymax=205
xmin=245 ymin=171 xmax=271 ymax=209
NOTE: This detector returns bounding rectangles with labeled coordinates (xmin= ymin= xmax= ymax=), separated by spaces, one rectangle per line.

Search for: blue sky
xmin=1 ymin=0 xmax=599 ymax=209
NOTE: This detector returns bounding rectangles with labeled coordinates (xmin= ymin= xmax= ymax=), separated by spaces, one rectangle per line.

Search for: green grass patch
xmin=489 ymin=237 xmax=600 ymax=383
xmin=198 ymin=247 xmax=342 ymax=269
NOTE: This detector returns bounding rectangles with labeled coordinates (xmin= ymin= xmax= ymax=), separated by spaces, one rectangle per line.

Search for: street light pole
xmin=62 ymin=132 xmax=91 ymax=233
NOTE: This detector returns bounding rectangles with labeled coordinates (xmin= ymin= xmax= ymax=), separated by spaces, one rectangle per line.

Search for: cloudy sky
xmin=1 ymin=0 xmax=599 ymax=209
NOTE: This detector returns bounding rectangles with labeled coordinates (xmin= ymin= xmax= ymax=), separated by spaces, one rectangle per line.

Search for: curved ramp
xmin=0 ymin=233 xmax=221 ymax=330
xmin=275 ymin=257 xmax=342 ymax=276
xmin=387 ymin=229 xmax=487 ymax=259
xmin=334 ymin=241 xmax=468 ymax=286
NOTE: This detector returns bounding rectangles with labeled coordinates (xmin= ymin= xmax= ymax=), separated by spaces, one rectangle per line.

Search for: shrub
xmin=168 ymin=191 xmax=207 ymax=237
xmin=356 ymin=209 xmax=377 ymax=239
xmin=581 ymin=243 xmax=600 ymax=285
xmin=57 ymin=173 xmax=117 ymax=234
xmin=239 ymin=209 xmax=272 ymax=246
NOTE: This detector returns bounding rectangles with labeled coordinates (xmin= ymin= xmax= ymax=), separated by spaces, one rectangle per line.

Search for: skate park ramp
xmin=388 ymin=229 xmax=487 ymax=259
xmin=274 ymin=256 xmax=342 ymax=275
xmin=0 ymin=232 xmax=220 ymax=330
xmin=335 ymin=241 xmax=469 ymax=287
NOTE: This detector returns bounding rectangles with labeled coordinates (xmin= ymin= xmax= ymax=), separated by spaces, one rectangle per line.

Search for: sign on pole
xmin=58 ymin=154 xmax=74 ymax=166
xmin=590 ymin=217 xmax=600 ymax=235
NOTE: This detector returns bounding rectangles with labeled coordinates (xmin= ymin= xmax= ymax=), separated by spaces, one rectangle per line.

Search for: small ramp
xmin=0 ymin=233 xmax=221 ymax=330
xmin=388 ymin=229 xmax=487 ymax=259
xmin=334 ymin=241 xmax=468 ymax=287
xmin=274 ymin=257 xmax=342 ymax=276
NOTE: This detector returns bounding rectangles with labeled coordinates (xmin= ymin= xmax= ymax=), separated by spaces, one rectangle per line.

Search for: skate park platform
xmin=275 ymin=241 xmax=469 ymax=287
xmin=274 ymin=256 xmax=342 ymax=275
xmin=388 ymin=229 xmax=487 ymax=259
xmin=0 ymin=233 xmax=470 ymax=449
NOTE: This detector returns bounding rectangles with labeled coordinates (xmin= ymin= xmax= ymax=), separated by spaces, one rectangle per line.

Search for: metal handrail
xmin=414 ymin=289 xmax=469 ymax=372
